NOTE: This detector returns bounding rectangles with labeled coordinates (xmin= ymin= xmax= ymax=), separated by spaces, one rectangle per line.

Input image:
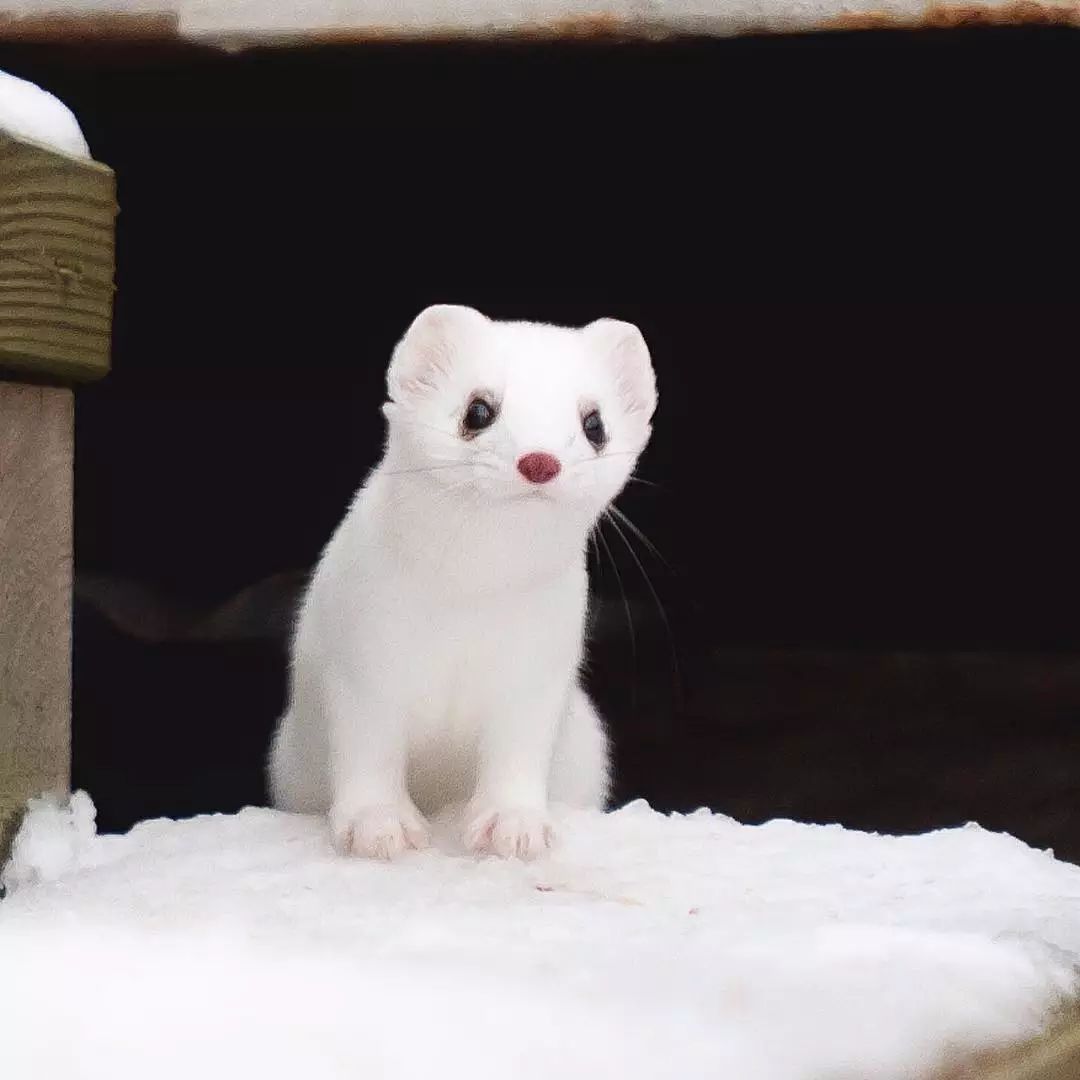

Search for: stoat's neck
xmin=365 ymin=461 xmax=591 ymax=597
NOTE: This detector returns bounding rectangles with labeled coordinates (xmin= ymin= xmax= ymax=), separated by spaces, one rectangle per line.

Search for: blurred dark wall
xmin=1 ymin=31 xmax=1076 ymax=853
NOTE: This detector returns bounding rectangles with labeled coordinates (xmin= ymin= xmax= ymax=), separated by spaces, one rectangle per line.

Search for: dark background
xmin=2 ymin=29 xmax=1078 ymax=855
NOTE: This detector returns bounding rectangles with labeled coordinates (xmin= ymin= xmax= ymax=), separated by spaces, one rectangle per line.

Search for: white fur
xmin=269 ymin=306 xmax=656 ymax=859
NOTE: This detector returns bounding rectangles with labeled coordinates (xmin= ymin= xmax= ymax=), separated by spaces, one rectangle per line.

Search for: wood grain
xmin=931 ymin=1005 xmax=1080 ymax=1079
xmin=0 ymin=380 xmax=73 ymax=863
xmin=0 ymin=132 xmax=116 ymax=382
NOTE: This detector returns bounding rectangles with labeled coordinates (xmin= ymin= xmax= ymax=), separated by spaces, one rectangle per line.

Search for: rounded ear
xmin=387 ymin=304 xmax=487 ymax=403
xmin=583 ymin=318 xmax=657 ymax=420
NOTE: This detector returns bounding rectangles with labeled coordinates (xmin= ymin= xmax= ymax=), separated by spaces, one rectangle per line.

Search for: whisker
xmin=394 ymin=415 xmax=461 ymax=441
xmin=626 ymin=476 xmax=662 ymax=490
xmin=603 ymin=508 xmax=683 ymax=705
xmin=379 ymin=462 xmax=478 ymax=478
xmin=568 ymin=450 xmax=642 ymax=469
xmin=609 ymin=504 xmax=673 ymax=574
xmin=594 ymin=522 xmax=638 ymax=715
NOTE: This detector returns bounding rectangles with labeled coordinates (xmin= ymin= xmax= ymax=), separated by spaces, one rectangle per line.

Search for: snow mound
xmin=0 ymin=68 xmax=90 ymax=158
xmin=0 ymin=788 xmax=97 ymax=891
xmin=3 ymin=794 xmax=1078 ymax=1079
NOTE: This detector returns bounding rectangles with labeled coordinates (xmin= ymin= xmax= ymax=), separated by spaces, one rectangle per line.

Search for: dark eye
xmin=582 ymin=409 xmax=606 ymax=450
xmin=463 ymin=397 xmax=497 ymax=435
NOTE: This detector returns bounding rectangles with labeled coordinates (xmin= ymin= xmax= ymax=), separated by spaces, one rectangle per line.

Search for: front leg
xmin=326 ymin=675 xmax=429 ymax=860
xmin=465 ymin=685 xmax=568 ymax=860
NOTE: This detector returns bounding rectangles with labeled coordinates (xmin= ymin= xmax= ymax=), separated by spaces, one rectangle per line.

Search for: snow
xmin=0 ymin=789 xmax=98 ymax=890
xmin=3 ymin=794 xmax=1079 ymax=1079
xmin=0 ymin=0 xmax=1050 ymax=46
xmin=0 ymin=69 xmax=90 ymax=159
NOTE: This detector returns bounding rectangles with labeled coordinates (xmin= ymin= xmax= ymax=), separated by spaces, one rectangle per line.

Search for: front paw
xmin=330 ymin=801 xmax=430 ymax=860
xmin=465 ymin=805 xmax=554 ymax=860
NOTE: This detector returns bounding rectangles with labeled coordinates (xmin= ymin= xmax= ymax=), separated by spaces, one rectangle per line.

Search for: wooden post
xmin=0 ymin=130 xmax=115 ymax=862
xmin=0 ymin=383 xmax=74 ymax=857
xmin=1 ymin=133 xmax=114 ymax=380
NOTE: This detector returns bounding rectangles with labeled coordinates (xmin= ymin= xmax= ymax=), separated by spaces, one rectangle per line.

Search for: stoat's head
xmin=382 ymin=305 xmax=657 ymax=519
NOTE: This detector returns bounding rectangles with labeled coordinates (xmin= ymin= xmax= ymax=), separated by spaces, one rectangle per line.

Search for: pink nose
xmin=517 ymin=452 xmax=561 ymax=485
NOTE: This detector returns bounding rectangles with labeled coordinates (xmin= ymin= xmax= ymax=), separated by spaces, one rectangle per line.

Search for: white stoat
xmin=268 ymin=305 xmax=657 ymax=859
